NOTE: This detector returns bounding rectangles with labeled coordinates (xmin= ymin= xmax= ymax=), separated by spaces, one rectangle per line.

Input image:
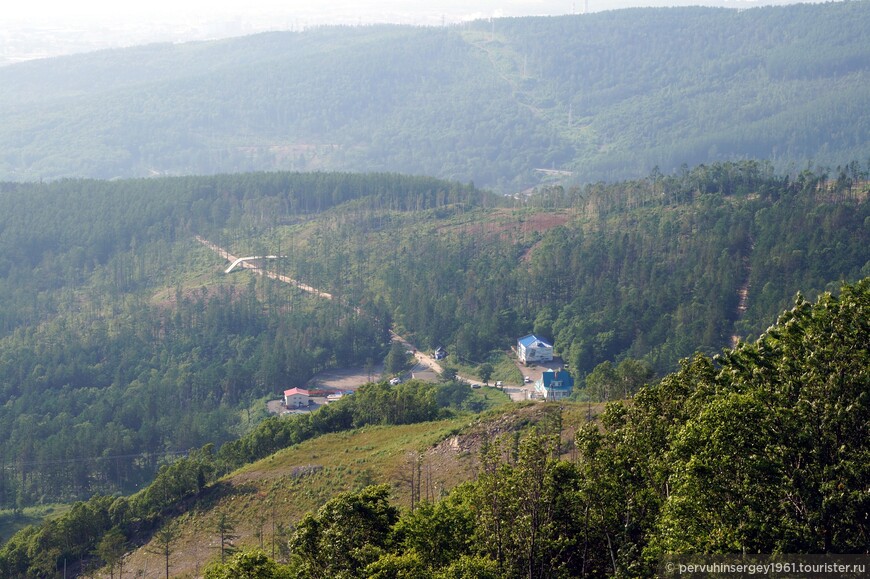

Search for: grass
xmin=465 ymin=385 xmax=512 ymax=410
xmin=444 ymin=349 xmax=524 ymax=386
xmin=109 ymin=400 xmax=610 ymax=577
xmin=490 ymin=352 xmax=525 ymax=384
xmin=120 ymin=416 xmax=477 ymax=577
xmin=0 ymin=504 xmax=70 ymax=545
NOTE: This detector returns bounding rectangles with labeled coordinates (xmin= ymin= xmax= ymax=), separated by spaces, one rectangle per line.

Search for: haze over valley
xmin=1 ymin=2 xmax=866 ymax=192
xmin=1 ymin=0 xmax=828 ymax=64
xmin=0 ymin=2 xmax=867 ymax=577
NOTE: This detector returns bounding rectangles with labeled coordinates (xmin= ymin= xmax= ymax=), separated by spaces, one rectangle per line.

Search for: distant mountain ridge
xmin=0 ymin=2 xmax=867 ymax=191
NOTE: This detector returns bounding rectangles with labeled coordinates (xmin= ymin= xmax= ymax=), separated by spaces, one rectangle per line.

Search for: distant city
xmin=1 ymin=14 xmax=322 ymax=65
xmin=0 ymin=0 xmax=815 ymax=66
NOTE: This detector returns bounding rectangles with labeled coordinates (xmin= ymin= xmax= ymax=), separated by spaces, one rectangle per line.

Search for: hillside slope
xmin=0 ymin=3 xmax=867 ymax=190
xmin=3 ymin=275 xmax=865 ymax=576
xmin=131 ymin=278 xmax=870 ymax=577
xmin=0 ymin=166 xmax=866 ymax=512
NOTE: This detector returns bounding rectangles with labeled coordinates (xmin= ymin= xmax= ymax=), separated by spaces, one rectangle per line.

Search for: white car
xmin=524 ymin=376 xmax=531 ymax=383
xmin=389 ymin=377 xmax=401 ymax=385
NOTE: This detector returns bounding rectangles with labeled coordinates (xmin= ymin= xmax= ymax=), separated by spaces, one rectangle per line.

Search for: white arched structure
xmin=225 ymin=255 xmax=282 ymax=273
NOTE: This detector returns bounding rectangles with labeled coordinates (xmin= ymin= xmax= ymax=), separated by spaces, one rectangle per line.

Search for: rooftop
xmin=518 ymin=334 xmax=553 ymax=348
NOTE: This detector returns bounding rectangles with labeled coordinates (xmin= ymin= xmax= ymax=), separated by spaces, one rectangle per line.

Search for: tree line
xmin=202 ymin=277 xmax=870 ymax=578
xmin=1 ymin=3 xmax=867 ymax=190
xmin=5 ymin=277 xmax=858 ymax=578
xmin=0 ymin=377 xmax=485 ymax=577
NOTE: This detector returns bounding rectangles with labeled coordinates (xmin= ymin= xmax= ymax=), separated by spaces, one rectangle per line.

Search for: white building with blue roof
xmin=517 ymin=334 xmax=554 ymax=365
xmin=534 ymin=368 xmax=574 ymax=401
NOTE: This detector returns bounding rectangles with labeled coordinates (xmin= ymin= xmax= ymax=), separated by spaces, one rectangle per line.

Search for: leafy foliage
xmin=0 ymin=4 xmax=867 ymax=189
xmin=232 ymin=279 xmax=865 ymax=578
xmin=0 ymin=162 xmax=866 ymax=510
xmin=205 ymin=548 xmax=292 ymax=579
xmin=288 ymin=484 xmax=399 ymax=578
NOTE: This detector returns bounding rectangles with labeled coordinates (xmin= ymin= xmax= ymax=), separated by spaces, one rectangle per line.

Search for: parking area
xmin=510 ymin=356 xmax=567 ymax=400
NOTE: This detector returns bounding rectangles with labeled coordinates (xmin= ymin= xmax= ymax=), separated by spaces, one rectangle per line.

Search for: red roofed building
xmin=284 ymin=387 xmax=310 ymax=408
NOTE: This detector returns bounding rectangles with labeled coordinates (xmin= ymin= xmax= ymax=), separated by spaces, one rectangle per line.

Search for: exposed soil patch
xmin=522 ymin=210 xmax=572 ymax=230
xmin=425 ymin=404 xmax=568 ymax=471
xmin=731 ymin=236 xmax=755 ymax=348
xmin=439 ymin=209 xmax=571 ymax=244
xmin=306 ymin=364 xmax=384 ymax=391
xmin=439 ymin=209 xmax=573 ymax=268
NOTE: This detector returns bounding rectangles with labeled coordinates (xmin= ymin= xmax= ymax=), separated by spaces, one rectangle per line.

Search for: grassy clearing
xmin=0 ymin=504 xmax=70 ymax=545
xmin=122 ymin=417 xmax=476 ymax=577
xmin=444 ymin=349 xmax=524 ymax=386
xmin=118 ymin=401 xmax=608 ymax=577
xmin=466 ymin=385 xmax=513 ymax=410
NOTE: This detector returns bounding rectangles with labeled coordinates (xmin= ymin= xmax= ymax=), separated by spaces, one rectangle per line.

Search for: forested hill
xmin=2 ymin=278 xmax=867 ymax=577
xmin=0 ymin=163 xmax=866 ymax=513
xmin=0 ymin=2 xmax=867 ymax=191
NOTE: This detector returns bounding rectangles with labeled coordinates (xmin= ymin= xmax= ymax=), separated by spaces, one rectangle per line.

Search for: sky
xmin=5 ymin=0 xmax=582 ymax=26
xmin=1 ymin=0 xmax=807 ymax=64
xmin=1 ymin=0 xmax=586 ymax=63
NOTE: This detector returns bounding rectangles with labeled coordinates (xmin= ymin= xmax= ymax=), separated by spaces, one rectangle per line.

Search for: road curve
xmin=196 ymin=236 xmax=534 ymax=399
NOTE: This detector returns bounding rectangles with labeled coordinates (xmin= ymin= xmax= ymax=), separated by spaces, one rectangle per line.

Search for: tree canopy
xmin=0 ymin=3 xmax=867 ymax=190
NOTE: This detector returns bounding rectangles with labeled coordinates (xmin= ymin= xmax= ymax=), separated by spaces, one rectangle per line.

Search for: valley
xmin=0 ymin=2 xmax=867 ymax=576
xmin=0 ymin=3 xmax=867 ymax=190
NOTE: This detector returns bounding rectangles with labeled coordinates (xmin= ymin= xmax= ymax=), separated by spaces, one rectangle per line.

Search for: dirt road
xmin=195 ymin=236 xmax=334 ymax=300
xmin=196 ymin=236 xmax=448 ymax=378
xmin=198 ymin=234 xmax=551 ymax=399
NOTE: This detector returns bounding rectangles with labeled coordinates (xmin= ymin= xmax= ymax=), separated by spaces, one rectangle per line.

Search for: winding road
xmin=195 ymin=235 xmax=532 ymax=400
xmin=195 ymin=236 xmax=333 ymax=300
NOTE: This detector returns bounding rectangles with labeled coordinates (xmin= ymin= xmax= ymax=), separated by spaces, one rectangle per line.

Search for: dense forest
xmin=0 ymin=2 xmax=867 ymax=190
xmin=0 ymin=173 xmax=479 ymax=507
xmin=208 ymin=278 xmax=869 ymax=578
xmin=1 ymin=276 xmax=865 ymax=577
xmin=0 ymin=161 xmax=866 ymax=513
xmin=268 ymin=161 xmax=868 ymax=376
xmin=0 ymin=4 xmax=866 ymax=575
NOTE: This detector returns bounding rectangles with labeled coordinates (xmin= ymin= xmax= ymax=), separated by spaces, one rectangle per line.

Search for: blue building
xmin=534 ymin=368 xmax=574 ymax=401
xmin=517 ymin=334 xmax=554 ymax=365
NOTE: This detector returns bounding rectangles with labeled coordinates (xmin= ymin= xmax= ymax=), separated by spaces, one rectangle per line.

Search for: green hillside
xmin=1 ymin=275 xmax=865 ymax=577
xmin=0 ymin=3 xmax=866 ymax=575
xmin=0 ymin=163 xmax=866 ymax=517
xmin=0 ymin=3 xmax=868 ymax=190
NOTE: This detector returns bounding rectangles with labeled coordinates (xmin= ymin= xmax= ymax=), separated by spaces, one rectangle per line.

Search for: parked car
xmin=389 ymin=377 xmax=401 ymax=385
xmin=524 ymin=376 xmax=531 ymax=383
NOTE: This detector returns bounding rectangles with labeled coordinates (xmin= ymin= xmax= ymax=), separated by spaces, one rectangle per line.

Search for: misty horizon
xmin=2 ymin=0 xmax=819 ymax=65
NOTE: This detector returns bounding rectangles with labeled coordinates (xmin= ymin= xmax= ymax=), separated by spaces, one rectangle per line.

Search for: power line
xmin=5 ymin=448 xmax=193 ymax=469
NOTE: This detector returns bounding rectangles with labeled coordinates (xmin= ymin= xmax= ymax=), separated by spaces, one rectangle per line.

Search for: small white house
xmin=517 ymin=334 xmax=554 ymax=365
xmin=534 ymin=368 xmax=574 ymax=401
xmin=284 ymin=387 xmax=310 ymax=408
